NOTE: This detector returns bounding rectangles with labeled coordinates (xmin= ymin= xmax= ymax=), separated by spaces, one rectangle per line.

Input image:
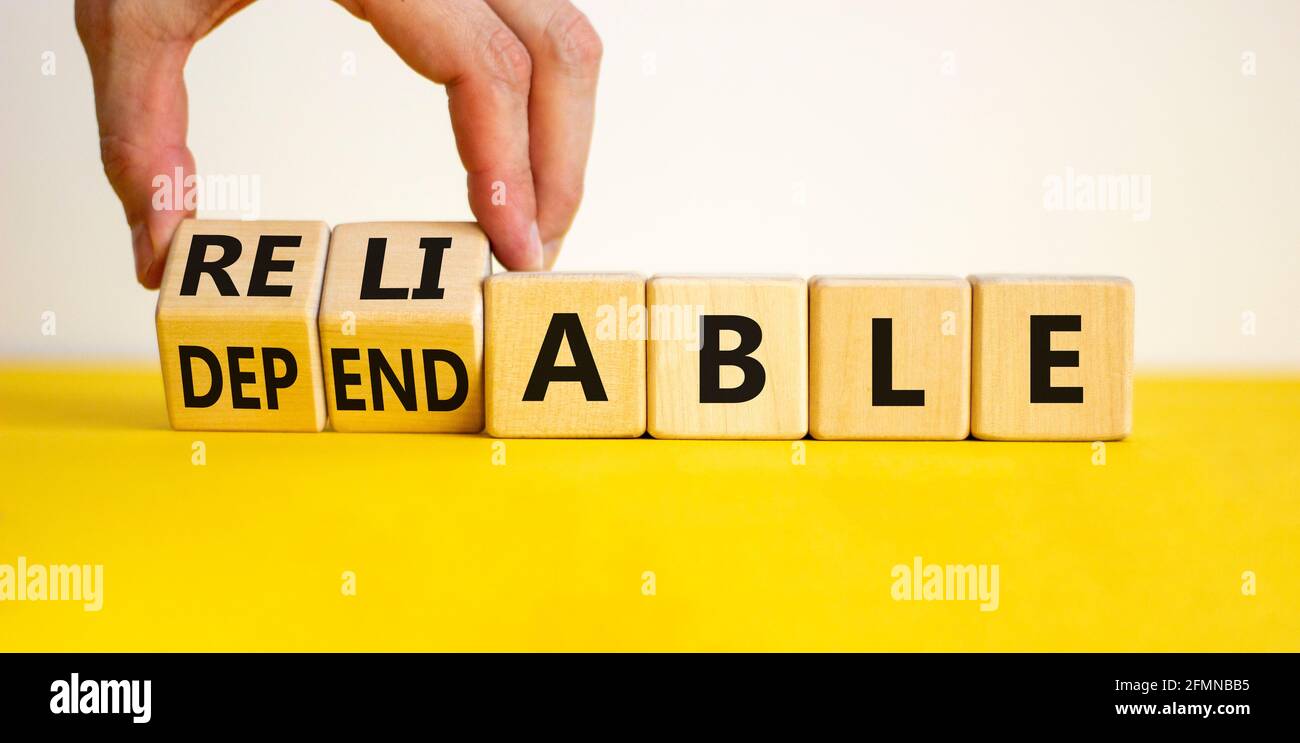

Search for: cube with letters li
xmin=809 ymin=276 xmax=971 ymax=440
xmin=319 ymin=222 xmax=490 ymax=432
xmin=485 ymin=273 xmax=645 ymax=438
xmin=970 ymin=275 xmax=1134 ymax=441
xmin=156 ymin=219 xmax=329 ymax=431
xmin=647 ymin=275 xmax=808 ymax=439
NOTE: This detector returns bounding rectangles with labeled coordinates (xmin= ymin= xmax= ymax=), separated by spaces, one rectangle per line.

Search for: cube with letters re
xmin=970 ymin=275 xmax=1134 ymax=441
xmin=647 ymin=275 xmax=807 ymax=439
xmin=156 ymin=219 xmax=329 ymax=431
xmin=809 ymin=276 xmax=971 ymax=440
xmin=319 ymin=222 xmax=490 ymax=432
xmin=485 ymin=273 xmax=645 ymax=438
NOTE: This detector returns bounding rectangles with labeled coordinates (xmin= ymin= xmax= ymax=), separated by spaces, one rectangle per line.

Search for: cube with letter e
xmin=318 ymin=222 xmax=490 ymax=432
xmin=970 ymin=274 xmax=1134 ymax=440
xmin=155 ymin=219 xmax=330 ymax=431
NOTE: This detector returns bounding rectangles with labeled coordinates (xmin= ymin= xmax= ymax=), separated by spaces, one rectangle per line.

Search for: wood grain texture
xmin=485 ymin=273 xmax=646 ymax=438
xmin=318 ymin=222 xmax=490 ymax=432
xmin=810 ymin=276 xmax=970 ymax=440
xmin=647 ymin=275 xmax=807 ymax=439
xmin=970 ymin=275 xmax=1133 ymax=441
xmin=156 ymin=219 xmax=329 ymax=431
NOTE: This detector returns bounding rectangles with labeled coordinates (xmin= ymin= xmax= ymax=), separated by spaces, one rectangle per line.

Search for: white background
xmin=2 ymin=0 xmax=1297 ymax=367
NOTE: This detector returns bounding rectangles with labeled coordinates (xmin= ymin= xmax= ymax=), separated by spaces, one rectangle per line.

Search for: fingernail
xmin=525 ymin=221 xmax=545 ymax=270
xmin=543 ymin=239 xmax=563 ymax=270
xmin=131 ymin=222 xmax=154 ymax=283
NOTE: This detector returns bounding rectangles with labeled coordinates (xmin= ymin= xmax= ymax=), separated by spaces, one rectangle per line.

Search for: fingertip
xmin=139 ymin=265 xmax=164 ymax=290
xmin=525 ymin=221 xmax=544 ymax=270
xmin=139 ymin=212 xmax=183 ymax=289
xmin=479 ymin=216 xmax=544 ymax=271
xmin=131 ymin=223 xmax=154 ymax=286
xmin=492 ymin=221 xmax=544 ymax=271
xmin=466 ymin=170 xmax=542 ymax=270
xmin=543 ymin=238 xmax=563 ymax=270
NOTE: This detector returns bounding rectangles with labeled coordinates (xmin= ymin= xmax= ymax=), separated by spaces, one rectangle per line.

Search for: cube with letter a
xmin=485 ymin=272 xmax=645 ymax=438
xmin=155 ymin=219 xmax=330 ymax=431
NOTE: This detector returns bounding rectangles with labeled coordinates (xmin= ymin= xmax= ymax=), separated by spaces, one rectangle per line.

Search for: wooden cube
xmin=318 ymin=222 xmax=490 ymax=432
xmin=485 ymin=273 xmax=646 ymax=438
xmin=809 ymin=276 xmax=970 ymax=440
xmin=970 ymin=275 xmax=1134 ymax=441
xmin=647 ymin=275 xmax=807 ymax=439
xmin=156 ymin=219 xmax=329 ymax=431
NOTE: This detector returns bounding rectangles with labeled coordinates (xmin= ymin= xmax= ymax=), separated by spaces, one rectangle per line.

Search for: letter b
xmin=699 ymin=315 xmax=765 ymax=403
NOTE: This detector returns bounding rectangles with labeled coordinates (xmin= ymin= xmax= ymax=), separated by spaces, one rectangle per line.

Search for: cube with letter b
xmin=319 ymin=222 xmax=490 ymax=432
xmin=647 ymin=275 xmax=808 ymax=439
xmin=485 ymin=273 xmax=646 ymax=438
xmin=970 ymin=275 xmax=1134 ymax=441
xmin=156 ymin=219 xmax=329 ymax=431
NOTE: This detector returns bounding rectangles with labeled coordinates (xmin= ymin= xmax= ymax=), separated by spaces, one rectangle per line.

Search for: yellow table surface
xmin=1 ymin=365 xmax=1297 ymax=651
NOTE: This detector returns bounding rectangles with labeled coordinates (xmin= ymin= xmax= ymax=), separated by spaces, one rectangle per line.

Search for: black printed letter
xmin=180 ymin=235 xmax=241 ymax=296
xmin=331 ymin=348 xmax=366 ymax=411
xmin=179 ymin=345 xmax=223 ymax=407
xmin=871 ymin=318 xmax=924 ymax=406
xmin=423 ymin=349 xmax=469 ymax=412
xmin=247 ymin=235 xmax=299 ymax=297
xmin=359 ymin=238 xmax=407 ymax=300
xmin=262 ymin=347 xmax=298 ymax=410
xmin=699 ymin=315 xmax=765 ymax=403
xmin=523 ymin=313 xmax=607 ymax=402
xmin=227 ymin=347 xmax=259 ymax=409
xmin=1030 ymin=314 xmax=1083 ymax=403
xmin=411 ymin=237 xmax=451 ymax=299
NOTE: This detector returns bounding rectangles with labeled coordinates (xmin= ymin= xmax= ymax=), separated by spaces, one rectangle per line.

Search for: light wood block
xmin=485 ymin=273 xmax=646 ymax=437
xmin=156 ymin=219 xmax=329 ymax=431
xmin=318 ymin=222 xmax=490 ymax=432
xmin=971 ymin=275 xmax=1134 ymax=441
xmin=647 ymin=275 xmax=807 ymax=439
xmin=809 ymin=276 xmax=971 ymax=440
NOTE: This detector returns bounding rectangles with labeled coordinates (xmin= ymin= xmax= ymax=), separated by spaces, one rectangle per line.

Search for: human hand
xmin=75 ymin=0 xmax=602 ymax=287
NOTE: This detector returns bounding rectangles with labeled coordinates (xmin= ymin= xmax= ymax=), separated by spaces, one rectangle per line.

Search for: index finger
xmin=360 ymin=0 xmax=544 ymax=270
xmin=486 ymin=0 xmax=602 ymax=268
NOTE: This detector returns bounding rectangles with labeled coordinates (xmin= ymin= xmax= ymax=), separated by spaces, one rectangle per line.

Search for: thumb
xmin=77 ymin=6 xmax=196 ymax=288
